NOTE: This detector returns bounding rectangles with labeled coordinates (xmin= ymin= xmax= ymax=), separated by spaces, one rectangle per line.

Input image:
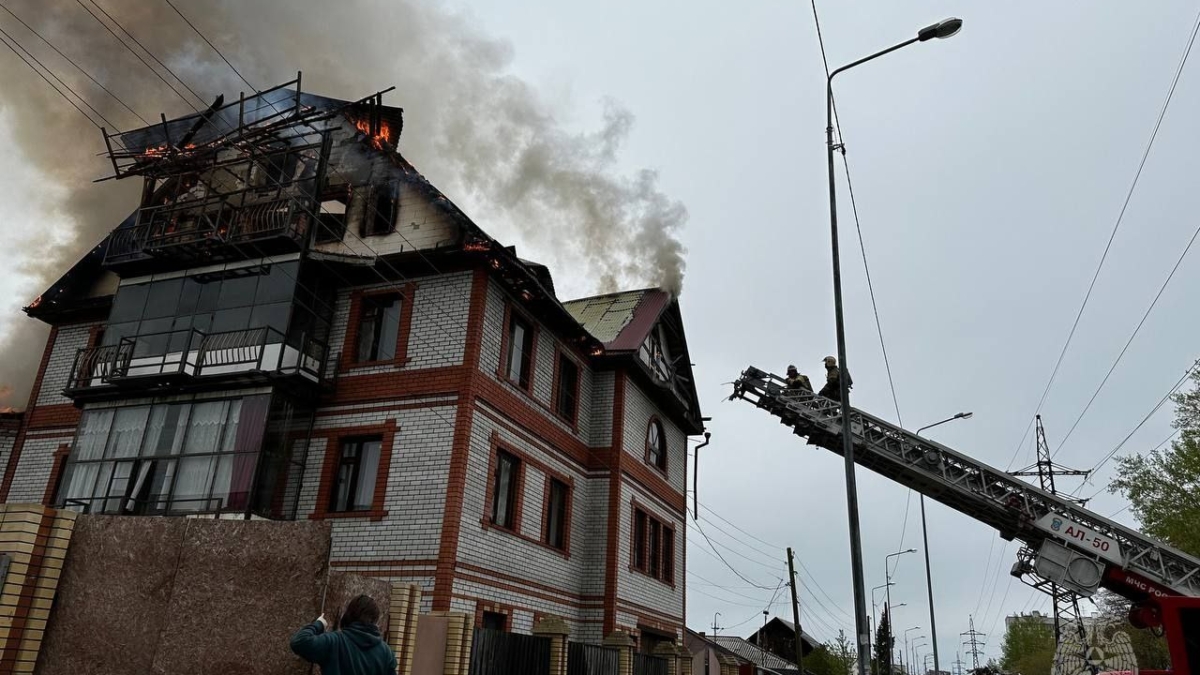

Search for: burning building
xmin=0 ymin=80 xmax=703 ymax=646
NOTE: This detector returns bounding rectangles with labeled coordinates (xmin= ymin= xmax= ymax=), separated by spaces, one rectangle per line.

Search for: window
xmin=505 ymin=314 xmax=534 ymax=389
xmin=355 ymin=295 xmax=401 ymax=362
xmin=554 ymin=354 xmax=579 ymax=422
xmin=57 ymin=398 xmax=266 ymax=515
xmin=481 ymin=611 xmax=507 ymax=632
xmin=632 ymin=507 xmax=673 ymax=584
xmin=364 ymin=182 xmax=398 ymax=236
xmin=545 ymin=478 xmax=569 ymax=550
xmin=646 ymin=419 xmax=666 ymax=470
xmin=329 ymin=437 xmax=382 ymax=513
xmin=491 ymin=451 xmax=520 ymax=530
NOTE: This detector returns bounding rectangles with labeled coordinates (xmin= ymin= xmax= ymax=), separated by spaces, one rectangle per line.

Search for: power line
xmin=0 ymin=23 xmax=120 ymax=129
xmin=0 ymin=0 xmax=149 ymax=126
xmin=1054 ymin=217 xmax=1200 ymax=458
xmin=1012 ymin=3 xmax=1200 ymax=460
xmin=161 ymin=0 xmax=255 ymax=92
xmin=0 ymin=28 xmax=103 ymax=129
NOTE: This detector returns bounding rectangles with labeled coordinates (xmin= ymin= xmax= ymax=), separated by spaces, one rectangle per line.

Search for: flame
xmin=354 ymin=118 xmax=392 ymax=149
xmin=142 ymin=143 xmax=169 ymax=159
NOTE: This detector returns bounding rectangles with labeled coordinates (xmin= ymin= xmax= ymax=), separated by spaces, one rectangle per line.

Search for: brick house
xmin=0 ymin=82 xmax=704 ymax=646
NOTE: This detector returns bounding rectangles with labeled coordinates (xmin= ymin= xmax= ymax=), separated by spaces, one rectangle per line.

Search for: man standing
xmin=818 ymin=355 xmax=851 ymax=401
xmin=785 ymin=364 xmax=812 ymax=392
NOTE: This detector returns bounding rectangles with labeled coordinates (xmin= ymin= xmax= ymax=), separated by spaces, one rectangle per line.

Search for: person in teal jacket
xmin=290 ymin=595 xmax=397 ymax=675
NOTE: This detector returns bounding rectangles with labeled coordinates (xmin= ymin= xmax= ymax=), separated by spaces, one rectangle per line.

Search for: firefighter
xmin=784 ymin=364 xmax=812 ymax=392
xmin=819 ymin=355 xmax=851 ymax=401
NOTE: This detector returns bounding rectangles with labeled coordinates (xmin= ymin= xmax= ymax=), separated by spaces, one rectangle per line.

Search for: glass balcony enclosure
xmin=67 ymin=257 xmax=335 ymax=399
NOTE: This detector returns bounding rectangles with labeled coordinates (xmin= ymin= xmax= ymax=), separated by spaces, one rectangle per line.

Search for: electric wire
xmin=0 ymin=23 xmax=120 ymax=129
xmin=0 ymin=28 xmax=104 ymax=129
xmin=0 ymin=0 xmax=149 ymax=126
xmin=161 ymin=0 xmax=255 ymax=93
xmin=1011 ymin=3 xmax=1200 ymax=464
xmin=86 ymin=0 xmax=208 ymax=106
xmin=1054 ymin=217 xmax=1200 ymax=458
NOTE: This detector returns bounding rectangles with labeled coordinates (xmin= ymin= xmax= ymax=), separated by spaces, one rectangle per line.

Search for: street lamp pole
xmin=824 ymin=18 xmax=963 ymax=675
xmin=902 ymin=627 xmax=921 ymax=675
xmin=884 ymin=549 xmax=916 ymax=675
xmin=914 ymin=412 xmax=973 ymax=674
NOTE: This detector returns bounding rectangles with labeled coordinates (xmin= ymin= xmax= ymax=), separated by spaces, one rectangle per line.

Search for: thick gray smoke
xmin=0 ymin=0 xmax=688 ymax=406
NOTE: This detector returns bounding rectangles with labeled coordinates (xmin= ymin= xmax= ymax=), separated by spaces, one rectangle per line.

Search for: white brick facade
xmin=36 ymin=324 xmax=91 ymax=407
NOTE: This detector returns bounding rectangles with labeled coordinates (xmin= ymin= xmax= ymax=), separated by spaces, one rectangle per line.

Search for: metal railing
xmin=66 ymin=326 xmax=328 ymax=393
xmin=103 ymin=193 xmax=310 ymax=266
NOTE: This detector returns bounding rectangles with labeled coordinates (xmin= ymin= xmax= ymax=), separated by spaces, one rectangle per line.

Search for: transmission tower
xmin=961 ymin=616 xmax=985 ymax=672
xmin=1011 ymin=415 xmax=1091 ymax=643
xmin=953 ymin=653 xmax=967 ymax=675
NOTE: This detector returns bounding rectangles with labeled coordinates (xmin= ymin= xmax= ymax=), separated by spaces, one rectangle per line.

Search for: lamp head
xmin=918 ymin=17 xmax=963 ymax=42
xmin=955 ymin=411 xmax=974 ymax=420
xmin=905 ymin=548 xmax=917 ymax=554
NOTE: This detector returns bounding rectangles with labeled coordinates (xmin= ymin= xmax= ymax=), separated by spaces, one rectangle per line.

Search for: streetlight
xmin=914 ymin=412 xmax=974 ymax=674
xmin=911 ymin=638 xmax=927 ymax=675
xmin=884 ymin=549 xmax=916 ymax=674
xmin=902 ymin=626 xmax=921 ymax=674
xmin=825 ymin=18 xmax=964 ymax=675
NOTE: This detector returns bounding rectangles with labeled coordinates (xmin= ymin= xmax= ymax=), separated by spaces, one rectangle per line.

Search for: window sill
xmin=310 ymin=509 xmax=388 ymax=522
xmin=628 ymin=564 xmax=676 ymax=589
xmin=480 ymin=518 xmax=570 ymax=560
xmin=345 ymin=357 xmax=411 ymax=372
xmin=496 ymin=371 xmax=583 ymax=435
xmin=552 ymin=409 xmax=580 ymax=433
xmin=646 ymin=462 xmax=669 ymax=478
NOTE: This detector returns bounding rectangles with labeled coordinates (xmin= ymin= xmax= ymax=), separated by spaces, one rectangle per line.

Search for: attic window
xmin=639 ymin=325 xmax=671 ymax=382
xmin=362 ymin=181 xmax=398 ymax=237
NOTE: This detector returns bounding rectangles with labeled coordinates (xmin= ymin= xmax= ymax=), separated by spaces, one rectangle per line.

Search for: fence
xmin=633 ymin=653 xmax=668 ymax=675
xmin=468 ymin=628 xmax=551 ymax=675
xmin=567 ymin=641 xmax=619 ymax=675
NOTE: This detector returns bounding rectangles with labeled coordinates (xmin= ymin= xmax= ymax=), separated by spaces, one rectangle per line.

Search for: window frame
xmin=551 ymin=348 xmax=581 ymax=427
xmin=490 ymin=450 xmax=521 ymax=531
xmin=630 ymin=503 xmax=675 ymax=587
xmin=310 ymin=420 xmax=396 ymax=521
xmin=355 ymin=295 xmax=402 ymax=364
xmin=340 ymin=284 xmax=416 ymax=370
xmin=645 ymin=417 xmax=667 ymax=473
xmin=327 ymin=435 xmax=384 ymax=514
xmin=360 ymin=181 xmax=399 ymax=238
xmin=498 ymin=303 xmax=538 ymax=394
xmin=543 ymin=476 xmax=571 ymax=552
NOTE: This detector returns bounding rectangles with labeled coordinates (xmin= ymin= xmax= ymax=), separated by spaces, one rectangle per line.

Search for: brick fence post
xmin=675 ymin=642 xmax=693 ymax=675
xmin=718 ymin=652 xmax=739 ymax=675
xmin=533 ymin=616 xmax=570 ymax=675
xmin=388 ymin=583 xmax=422 ymax=675
xmin=653 ymin=641 xmax=679 ymax=675
xmin=604 ymin=630 xmax=636 ymax=675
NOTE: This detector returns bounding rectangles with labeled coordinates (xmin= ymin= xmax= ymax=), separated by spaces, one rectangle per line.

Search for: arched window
xmin=646 ymin=418 xmax=666 ymax=470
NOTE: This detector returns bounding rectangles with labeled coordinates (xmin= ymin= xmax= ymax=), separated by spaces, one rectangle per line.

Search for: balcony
xmin=66 ymin=327 xmax=328 ymax=401
xmin=103 ymin=196 xmax=311 ymax=273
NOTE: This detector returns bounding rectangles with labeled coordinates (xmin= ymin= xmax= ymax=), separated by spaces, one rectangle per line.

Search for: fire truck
xmin=731 ymin=367 xmax=1200 ymax=673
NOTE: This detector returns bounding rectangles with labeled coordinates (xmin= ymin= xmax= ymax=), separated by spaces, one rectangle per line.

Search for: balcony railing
xmin=66 ymin=327 xmax=328 ymax=396
xmin=103 ymin=195 xmax=311 ymax=269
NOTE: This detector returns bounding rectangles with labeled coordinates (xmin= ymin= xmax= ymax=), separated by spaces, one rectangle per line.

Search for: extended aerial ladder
xmin=731 ymin=366 xmax=1200 ymax=673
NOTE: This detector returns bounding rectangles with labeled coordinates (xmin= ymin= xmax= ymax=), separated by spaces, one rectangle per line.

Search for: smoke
xmin=0 ymin=0 xmax=688 ymax=406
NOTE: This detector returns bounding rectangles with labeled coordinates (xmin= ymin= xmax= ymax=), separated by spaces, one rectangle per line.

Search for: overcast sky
xmin=2 ymin=0 xmax=1200 ymax=667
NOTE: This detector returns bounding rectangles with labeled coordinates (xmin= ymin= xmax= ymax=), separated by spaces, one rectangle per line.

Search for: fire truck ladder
xmin=730 ymin=366 xmax=1200 ymax=601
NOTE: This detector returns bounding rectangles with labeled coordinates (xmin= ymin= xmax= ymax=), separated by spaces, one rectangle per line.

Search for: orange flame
xmin=354 ymin=118 xmax=392 ymax=149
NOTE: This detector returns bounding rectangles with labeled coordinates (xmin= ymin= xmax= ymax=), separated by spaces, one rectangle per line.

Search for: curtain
xmin=172 ymin=401 xmax=227 ymax=511
xmin=227 ymin=396 xmax=266 ymax=511
xmin=60 ymin=409 xmax=114 ymax=508
xmin=106 ymin=406 xmax=150 ymax=459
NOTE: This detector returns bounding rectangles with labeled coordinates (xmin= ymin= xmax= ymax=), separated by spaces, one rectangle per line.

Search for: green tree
xmin=874 ymin=605 xmax=895 ymax=675
xmin=829 ymin=630 xmax=856 ymax=675
xmin=803 ymin=632 xmax=856 ymax=675
xmin=999 ymin=615 xmax=1054 ymax=675
xmin=1110 ymin=370 xmax=1200 ymax=557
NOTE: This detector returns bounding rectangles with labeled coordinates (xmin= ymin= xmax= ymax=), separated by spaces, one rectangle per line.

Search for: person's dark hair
xmin=339 ymin=595 xmax=381 ymax=628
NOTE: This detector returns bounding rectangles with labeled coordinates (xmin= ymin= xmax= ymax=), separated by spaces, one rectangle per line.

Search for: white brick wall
xmin=325 ymin=271 xmax=472 ymax=378
xmin=622 ymin=379 xmax=688 ymax=493
xmin=615 ymin=478 xmax=684 ymax=633
xmin=0 ymin=431 xmax=14 ymax=493
xmin=6 ymin=430 xmax=72 ymax=503
xmin=478 ymin=280 xmax=602 ymax=447
xmin=303 ymin=402 xmax=458 ymax=562
xmin=36 ymin=324 xmax=92 ymax=407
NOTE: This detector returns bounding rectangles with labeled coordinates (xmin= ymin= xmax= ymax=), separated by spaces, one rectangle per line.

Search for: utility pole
xmin=1011 ymin=415 xmax=1090 ymax=644
xmin=787 ymin=548 xmax=805 ymax=675
xmin=712 ymin=612 xmax=723 ymax=636
xmin=961 ymin=616 xmax=985 ymax=672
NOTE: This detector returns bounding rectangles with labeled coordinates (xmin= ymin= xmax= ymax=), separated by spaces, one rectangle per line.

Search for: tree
xmin=1092 ymin=591 xmax=1172 ymax=670
xmin=805 ymin=632 xmax=855 ymax=675
xmin=999 ymin=615 xmax=1054 ymax=675
xmin=1110 ymin=370 xmax=1200 ymax=557
xmin=829 ymin=630 xmax=856 ymax=675
xmin=874 ymin=604 xmax=895 ymax=675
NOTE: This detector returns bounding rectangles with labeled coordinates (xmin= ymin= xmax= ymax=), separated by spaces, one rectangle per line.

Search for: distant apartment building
xmin=1004 ymin=610 xmax=1106 ymax=633
xmin=0 ymin=81 xmax=704 ymax=646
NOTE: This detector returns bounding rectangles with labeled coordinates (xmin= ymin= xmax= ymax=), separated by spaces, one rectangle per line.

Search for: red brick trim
xmin=549 ymin=345 xmax=581 ymax=432
xmin=456 ymin=561 xmax=603 ymax=603
xmin=308 ymin=419 xmax=396 ymax=521
xmin=473 ymin=405 xmax=599 ymax=476
xmin=432 ymin=268 xmax=489 ymax=611
xmin=86 ymin=324 xmax=105 ymax=349
xmin=617 ymin=598 xmax=684 ymax=624
xmin=330 ymin=559 xmax=439 ymax=568
xmin=496 ymin=301 xmax=539 ymax=395
xmin=603 ymin=370 xmax=627 ymax=635
xmin=481 ymin=431 xmax=527 ymax=536
xmin=329 ymin=366 xmax=467 ymax=405
xmin=42 ymin=444 xmax=71 ymax=505
xmin=25 ymin=404 xmax=82 ymax=430
xmin=474 ymin=601 xmax=515 ymax=631
xmin=644 ymin=415 xmax=668 ymax=475
xmin=339 ymin=283 xmax=418 ymax=371
xmin=315 ymin=399 xmax=455 ymax=418
xmin=455 ymin=574 xmax=602 ymax=611
xmin=0 ymin=325 xmax=59 ymax=501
